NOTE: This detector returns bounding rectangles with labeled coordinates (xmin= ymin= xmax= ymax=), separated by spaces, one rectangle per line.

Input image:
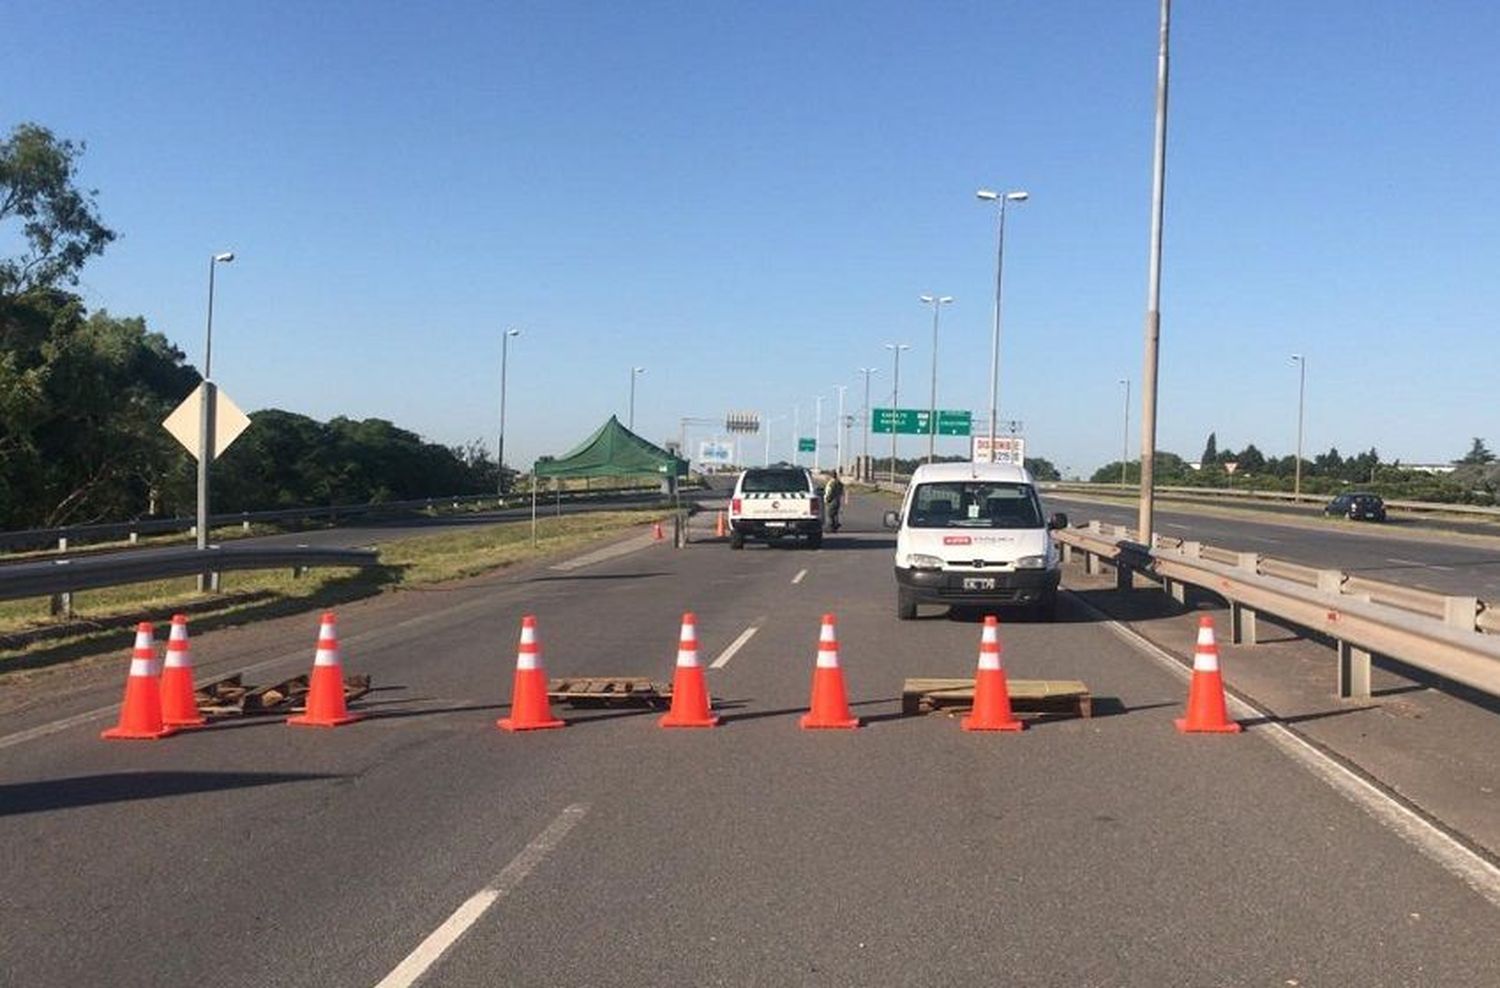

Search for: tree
xmin=1024 ymin=457 xmax=1060 ymax=481
xmin=1236 ymin=443 xmax=1266 ymax=474
xmin=1200 ymin=432 xmax=1218 ymax=466
xmin=1457 ymin=438 xmax=1495 ymax=466
xmin=1 ymin=123 xmax=116 ymax=296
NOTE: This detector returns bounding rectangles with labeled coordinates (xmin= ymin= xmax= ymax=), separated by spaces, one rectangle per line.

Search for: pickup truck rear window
xmin=741 ymin=470 xmax=810 ymax=494
xmin=907 ymin=481 xmax=1044 ymax=529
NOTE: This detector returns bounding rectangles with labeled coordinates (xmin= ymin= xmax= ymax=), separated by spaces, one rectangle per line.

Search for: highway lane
xmin=1049 ymin=492 xmax=1500 ymax=600
xmin=3 ymin=495 xmax=1500 ymax=985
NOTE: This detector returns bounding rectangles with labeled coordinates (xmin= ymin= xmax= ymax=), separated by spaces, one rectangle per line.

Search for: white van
xmin=883 ymin=462 xmax=1068 ymax=620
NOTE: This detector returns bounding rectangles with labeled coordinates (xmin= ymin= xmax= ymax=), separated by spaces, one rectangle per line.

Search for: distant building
xmin=1405 ymin=463 xmax=1458 ymax=475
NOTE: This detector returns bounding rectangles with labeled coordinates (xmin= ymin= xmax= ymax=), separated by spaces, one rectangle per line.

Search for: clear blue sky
xmin=5 ymin=1 xmax=1497 ymax=477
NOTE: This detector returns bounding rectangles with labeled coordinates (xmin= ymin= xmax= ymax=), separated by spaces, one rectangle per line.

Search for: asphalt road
xmin=1049 ymin=492 xmax=1500 ymax=600
xmin=4 ymin=495 xmax=1500 ymax=985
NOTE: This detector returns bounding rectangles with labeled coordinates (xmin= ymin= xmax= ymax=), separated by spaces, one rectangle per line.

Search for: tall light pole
xmin=197 ymin=251 xmax=234 ymax=585
xmin=498 ymin=328 xmax=521 ymax=496
xmin=919 ymin=294 xmax=954 ymax=464
xmin=1292 ymin=353 xmax=1306 ymax=502
xmin=1137 ymin=0 xmax=1172 ymax=545
xmin=1118 ymin=378 xmax=1131 ymax=486
xmin=857 ymin=367 xmax=878 ymax=481
xmin=793 ymin=405 xmax=800 ymax=466
xmin=813 ymin=395 xmax=825 ymax=472
xmin=884 ymin=342 xmax=910 ymax=482
xmin=976 ymin=189 xmax=1028 ymax=462
xmin=833 ymin=384 xmax=847 ymax=476
xmin=763 ymin=414 xmax=786 ymax=466
xmin=628 ymin=366 xmax=646 ymax=431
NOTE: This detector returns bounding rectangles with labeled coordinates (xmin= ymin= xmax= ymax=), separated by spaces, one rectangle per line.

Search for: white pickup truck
xmin=727 ymin=467 xmax=823 ymax=549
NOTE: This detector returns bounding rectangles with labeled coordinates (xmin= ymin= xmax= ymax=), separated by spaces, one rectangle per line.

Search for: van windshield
xmin=907 ymin=481 xmax=1043 ymax=529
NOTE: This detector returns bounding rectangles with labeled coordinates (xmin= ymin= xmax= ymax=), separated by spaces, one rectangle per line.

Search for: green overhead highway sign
xmin=871 ymin=408 xmax=972 ymax=436
xmin=798 ymin=437 xmax=816 ymax=452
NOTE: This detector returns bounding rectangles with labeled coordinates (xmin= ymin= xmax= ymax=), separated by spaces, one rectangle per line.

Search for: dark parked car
xmin=1324 ymin=492 xmax=1387 ymax=522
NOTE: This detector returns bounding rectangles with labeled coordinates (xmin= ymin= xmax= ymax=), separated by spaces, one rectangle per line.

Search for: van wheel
xmin=729 ymin=530 xmax=745 ymax=550
xmin=897 ymin=588 xmax=918 ymax=620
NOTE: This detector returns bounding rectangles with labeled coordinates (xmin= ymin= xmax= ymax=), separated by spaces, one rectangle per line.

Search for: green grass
xmin=0 ymin=508 xmax=666 ymax=674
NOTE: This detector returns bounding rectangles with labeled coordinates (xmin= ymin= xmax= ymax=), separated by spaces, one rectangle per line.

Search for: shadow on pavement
xmin=0 ymin=770 xmax=339 ymax=817
xmin=527 ymin=572 xmax=670 ymax=583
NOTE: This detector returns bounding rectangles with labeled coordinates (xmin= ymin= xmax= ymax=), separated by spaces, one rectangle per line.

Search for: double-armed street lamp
xmin=857 ymin=367 xmax=878 ymax=482
xmin=918 ymin=294 xmax=954 ymax=464
xmin=976 ymin=189 xmax=1029 ymax=462
xmin=884 ymin=342 xmax=910 ymax=482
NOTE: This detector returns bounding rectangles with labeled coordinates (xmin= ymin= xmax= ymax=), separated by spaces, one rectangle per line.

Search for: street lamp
xmin=884 ymin=342 xmax=910 ymax=483
xmin=196 ymin=250 xmax=234 ymax=587
xmin=976 ymin=189 xmax=1028 ymax=462
xmin=814 ymin=395 xmax=825 ymax=472
xmin=1118 ymin=378 xmax=1131 ymax=486
xmin=497 ymin=329 xmax=521 ymax=496
xmin=857 ymin=367 xmax=878 ymax=481
xmin=833 ymin=384 xmax=847 ymax=476
xmin=628 ymin=366 xmax=646 ymax=431
xmin=918 ymin=294 xmax=953 ymax=464
xmin=1291 ymin=354 xmax=1306 ymax=502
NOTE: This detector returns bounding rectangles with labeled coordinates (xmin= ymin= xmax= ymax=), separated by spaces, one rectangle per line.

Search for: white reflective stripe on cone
xmin=163 ymin=649 xmax=191 ymax=669
xmin=1192 ymin=648 xmax=1220 ymax=672
xmin=978 ymin=650 xmax=1002 ymax=672
xmin=676 ymin=647 xmax=700 ymax=668
xmin=129 ymin=658 xmax=159 ymax=677
xmin=313 ymin=647 xmax=342 ymax=668
xmin=515 ymin=651 xmax=539 ymax=671
xmin=1197 ymin=625 xmax=1217 ymax=648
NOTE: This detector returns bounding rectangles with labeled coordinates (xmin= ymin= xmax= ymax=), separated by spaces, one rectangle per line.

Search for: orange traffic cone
xmin=288 ymin=612 xmax=362 ymax=727
xmin=653 ymin=520 xmax=664 ymax=541
xmin=659 ymin=612 xmax=720 ymax=728
xmin=101 ymin=623 xmax=177 ymax=740
xmin=160 ymin=613 xmax=206 ymax=728
xmin=715 ymin=511 xmax=727 ymax=538
xmin=800 ymin=613 xmax=860 ymax=729
xmin=498 ymin=615 xmax=565 ymax=731
xmin=1176 ymin=615 xmax=1242 ymax=734
xmin=961 ymin=615 xmax=1024 ymax=732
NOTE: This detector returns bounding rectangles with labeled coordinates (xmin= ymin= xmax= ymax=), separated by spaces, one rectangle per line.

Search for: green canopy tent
xmin=528 ymin=416 xmax=688 ymax=543
xmin=533 ymin=415 xmax=688 ymax=482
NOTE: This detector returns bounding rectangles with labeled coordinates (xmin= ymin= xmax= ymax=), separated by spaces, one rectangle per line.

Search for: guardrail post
xmin=1443 ymin=596 xmax=1479 ymax=632
xmin=129 ymin=531 xmax=139 ymax=545
xmin=1317 ymin=570 xmax=1345 ymax=595
xmin=1164 ymin=577 xmax=1187 ymax=605
xmin=58 ymin=536 xmax=67 ymax=554
xmin=1084 ymin=550 xmax=1101 ymax=576
xmin=1236 ymin=551 xmax=1259 ymax=573
xmin=1182 ymin=541 xmax=1202 ymax=559
xmin=1060 ymin=542 xmax=1073 ymax=564
xmin=1088 ymin=520 xmax=1103 ymax=534
xmin=1336 ymin=593 xmax=1374 ymax=700
xmin=242 ymin=513 xmax=251 ymax=532
xmin=1230 ymin=601 xmax=1259 ymax=645
xmin=1115 ymin=558 xmax=1132 ymax=591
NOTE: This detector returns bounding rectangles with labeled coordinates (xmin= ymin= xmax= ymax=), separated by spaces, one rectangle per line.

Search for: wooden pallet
xmin=901 ymin=677 xmax=1092 ymax=719
xmin=547 ymin=676 xmax=672 ymax=709
xmin=195 ymin=672 xmax=371 ymax=717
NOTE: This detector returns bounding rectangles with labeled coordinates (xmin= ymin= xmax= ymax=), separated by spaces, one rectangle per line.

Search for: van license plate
xmin=962 ymin=577 xmax=996 ymax=590
xmin=765 ymin=521 xmax=786 ymax=528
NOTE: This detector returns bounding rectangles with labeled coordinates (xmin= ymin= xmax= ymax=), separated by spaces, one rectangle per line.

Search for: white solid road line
xmin=791 ymin=568 xmax=807 ymax=584
xmin=710 ymin=625 xmax=760 ymax=669
xmin=1083 ymin=594 xmax=1500 ymax=912
xmin=374 ymin=803 xmax=588 ymax=988
xmin=1386 ymin=556 xmax=1454 ymax=572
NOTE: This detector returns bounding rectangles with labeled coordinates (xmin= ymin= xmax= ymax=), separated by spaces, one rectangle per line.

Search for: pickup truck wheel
xmin=897 ymin=587 xmax=918 ymax=620
xmin=729 ymin=530 xmax=745 ymax=550
xmin=806 ymin=531 xmax=823 ymax=550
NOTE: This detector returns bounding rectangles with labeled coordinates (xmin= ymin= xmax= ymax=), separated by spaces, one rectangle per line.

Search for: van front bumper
xmin=894 ymin=566 xmax=1061 ymax=606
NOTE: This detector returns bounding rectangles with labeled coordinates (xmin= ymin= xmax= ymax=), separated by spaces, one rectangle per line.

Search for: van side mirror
xmin=883 ymin=510 xmax=901 ymax=530
xmin=1048 ymin=512 xmax=1069 ymax=531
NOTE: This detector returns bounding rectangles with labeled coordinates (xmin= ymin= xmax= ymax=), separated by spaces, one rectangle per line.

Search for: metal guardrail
xmin=0 ymin=482 xmax=689 ymax=555
xmin=0 ymin=545 xmax=379 ymax=614
xmin=1041 ymin=482 xmax=1500 ymax=519
xmin=1054 ymin=522 xmax=1500 ymax=702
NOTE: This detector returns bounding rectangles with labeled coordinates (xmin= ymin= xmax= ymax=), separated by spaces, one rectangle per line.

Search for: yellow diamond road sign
xmin=162 ymin=384 xmax=251 ymax=461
